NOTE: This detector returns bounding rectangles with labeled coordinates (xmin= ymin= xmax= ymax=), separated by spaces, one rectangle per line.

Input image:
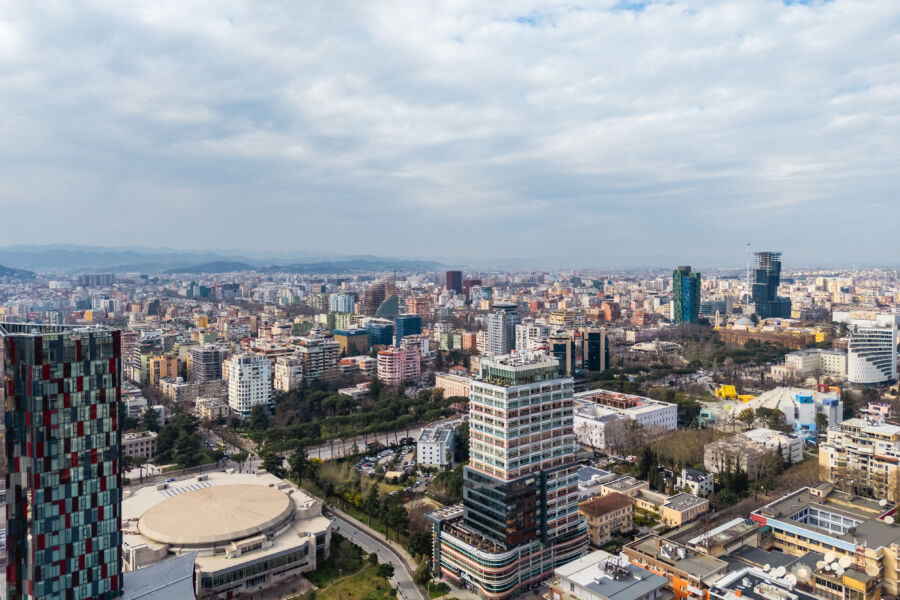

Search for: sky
xmin=0 ymin=0 xmax=898 ymax=266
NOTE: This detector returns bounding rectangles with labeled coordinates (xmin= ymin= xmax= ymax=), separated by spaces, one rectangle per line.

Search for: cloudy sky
xmin=1 ymin=1 xmax=898 ymax=265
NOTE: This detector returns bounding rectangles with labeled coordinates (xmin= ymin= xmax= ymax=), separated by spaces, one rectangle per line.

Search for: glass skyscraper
xmin=428 ymin=353 xmax=586 ymax=599
xmin=672 ymin=265 xmax=701 ymax=324
xmin=394 ymin=314 xmax=422 ymax=347
xmin=1 ymin=322 xmax=123 ymax=600
xmin=752 ymin=252 xmax=792 ymax=319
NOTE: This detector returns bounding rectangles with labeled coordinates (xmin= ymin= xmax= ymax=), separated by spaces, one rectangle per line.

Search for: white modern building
xmin=485 ymin=301 xmax=521 ymax=355
xmin=728 ymin=386 xmax=843 ymax=437
xmin=574 ymin=389 xmax=678 ymax=430
xmin=273 ymin=354 xmax=303 ymax=392
xmin=771 ymin=348 xmax=848 ymax=381
xmin=226 ymin=353 xmax=272 ymax=418
xmin=515 ymin=322 xmax=551 ymax=352
xmin=417 ymin=425 xmax=455 ymax=470
xmin=740 ymin=427 xmax=804 ymax=464
xmin=329 ymin=293 xmax=355 ymax=314
xmin=676 ymin=468 xmax=714 ymax=498
xmin=848 ymin=324 xmax=898 ymax=385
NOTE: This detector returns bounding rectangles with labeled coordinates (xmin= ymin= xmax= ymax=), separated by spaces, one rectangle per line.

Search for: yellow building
xmin=148 ymin=355 xmax=178 ymax=388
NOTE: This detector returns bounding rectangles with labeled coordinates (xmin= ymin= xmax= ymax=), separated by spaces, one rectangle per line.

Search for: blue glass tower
xmin=394 ymin=314 xmax=422 ymax=346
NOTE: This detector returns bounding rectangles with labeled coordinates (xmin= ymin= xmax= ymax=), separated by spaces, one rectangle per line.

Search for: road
xmin=308 ymin=417 xmax=462 ymax=461
xmin=328 ymin=509 xmax=425 ymax=600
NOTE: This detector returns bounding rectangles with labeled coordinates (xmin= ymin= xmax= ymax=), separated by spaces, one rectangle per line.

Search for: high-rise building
xmin=1 ymin=322 xmax=124 ymax=599
xmin=462 ymin=278 xmax=482 ymax=300
xmin=581 ymin=327 xmax=608 ymax=372
xmin=428 ymin=353 xmax=587 ymax=599
xmin=395 ymin=314 xmax=422 ymax=346
xmin=377 ymin=345 xmax=420 ymax=385
xmin=547 ymin=331 xmax=576 ymax=375
xmin=751 ymin=252 xmax=792 ymax=319
xmin=445 ymin=270 xmax=462 ymax=294
xmin=189 ymin=344 xmax=226 ymax=382
xmin=294 ymin=335 xmax=341 ymax=381
xmin=848 ymin=323 xmax=898 ymax=384
xmin=225 ymin=353 xmax=272 ymax=418
xmin=366 ymin=318 xmax=395 ymax=347
xmin=672 ymin=266 xmax=701 ymax=324
xmin=360 ymin=276 xmax=397 ymax=316
xmin=515 ymin=323 xmax=550 ymax=352
xmin=486 ymin=302 xmax=520 ymax=355
xmin=328 ymin=293 xmax=355 ymax=314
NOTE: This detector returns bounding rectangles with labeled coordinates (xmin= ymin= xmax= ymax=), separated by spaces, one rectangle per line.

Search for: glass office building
xmin=672 ymin=266 xmax=701 ymax=324
xmin=752 ymin=252 xmax=792 ymax=319
xmin=1 ymin=322 xmax=123 ymax=600
xmin=394 ymin=314 xmax=422 ymax=347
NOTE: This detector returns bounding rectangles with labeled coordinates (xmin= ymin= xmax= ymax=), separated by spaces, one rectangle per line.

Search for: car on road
xmin=165 ymin=477 xmax=175 ymax=482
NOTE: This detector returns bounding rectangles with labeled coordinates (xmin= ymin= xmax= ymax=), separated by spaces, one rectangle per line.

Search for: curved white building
xmin=848 ymin=325 xmax=897 ymax=384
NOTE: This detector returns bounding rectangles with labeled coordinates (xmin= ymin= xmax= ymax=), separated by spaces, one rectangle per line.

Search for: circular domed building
xmin=123 ymin=471 xmax=331 ymax=599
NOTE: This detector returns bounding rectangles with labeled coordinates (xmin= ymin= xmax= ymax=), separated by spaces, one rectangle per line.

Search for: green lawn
xmin=304 ymin=565 xmax=395 ymax=600
xmin=428 ymin=581 xmax=451 ymax=598
xmin=304 ymin=534 xmax=365 ymax=589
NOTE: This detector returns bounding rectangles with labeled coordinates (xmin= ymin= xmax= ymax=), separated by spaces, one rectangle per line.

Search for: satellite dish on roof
xmin=836 ymin=566 xmax=845 ymax=576
xmin=796 ymin=567 xmax=811 ymax=582
xmin=825 ymin=551 xmax=836 ymax=563
xmin=816 ymin=561 xmax=826 ymax=570
xmin=764 ymin=564 xmax=771 ymax=572
xmin=775 ymin=566 xmax=786 ymax=578
xmin=839 ymin=556 xmax=853 ymax=569
xmin=887 ymin=516 xmax=895 ymax=525
xmin=785 ymin=574 xmax=797 ymax=586
xmin=879 ymin=499 xmax=888 ymax=507
xmin=867 ymin=564 xmax=880 ymax=577
xmin=824 ymin=563 xmax=831 ymax=571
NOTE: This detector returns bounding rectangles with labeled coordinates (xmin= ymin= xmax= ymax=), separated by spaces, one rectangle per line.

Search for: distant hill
xmin=0 ymin=264 xmax=36 ymax=279
xmin=271 ymin=259 xmax=444 ymax=274
xmin=166 ymin=261 xmax=257 ymax=274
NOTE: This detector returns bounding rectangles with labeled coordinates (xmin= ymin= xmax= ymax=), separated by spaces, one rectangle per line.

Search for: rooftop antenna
xmin=746 ymin=242 xmax=751 ymax=312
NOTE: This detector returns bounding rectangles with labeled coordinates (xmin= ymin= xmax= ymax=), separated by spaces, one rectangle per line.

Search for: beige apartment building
xmin=578 ymin=493 xmax=633 ymax=545
xmin=819 ymin=418 xmax=900 ymax=501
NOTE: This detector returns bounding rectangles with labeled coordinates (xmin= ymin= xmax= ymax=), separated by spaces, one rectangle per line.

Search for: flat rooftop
xmin=555 ymin=550 xmax=669 ymax=600
xmin=0 ymin=322 xmax=113 ymax=336
xmin=754 ymin=487 xmax=900 ymax=549
xmin=628 ymin=536 xmax=728 ymax=582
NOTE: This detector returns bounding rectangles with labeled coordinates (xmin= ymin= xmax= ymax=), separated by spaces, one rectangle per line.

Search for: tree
xmin=738 ymin=408 xmax=755 ymax=429
xmin=262 ymin=450 xmax=286 ymax=478
xmin=453 ymin=422 xmax=469 ymax=463
xmin=408 ymin=531 xmax=433 ymax=558
xmin=141 ymin=408 xmax=161 ymax=433
xmin=174 ymin=432 xmax=200 ymax=467
xmin=289 ymin=446 xmax=309 ymax=482
xmin=231 ymin=450 xmax=249 ymax=473
xmin=249 ymin=405 xmax=270 ymax=431
xmin=413 ymin=560 xmax=431 ymax=585
xmin=376 ymin=563 xmax=395 ymax=579
xmin=815 ymin=412 xmax=829 ymax=435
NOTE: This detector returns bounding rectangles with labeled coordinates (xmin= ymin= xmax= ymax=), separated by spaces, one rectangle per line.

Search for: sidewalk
xmin=327 ymin=504 xmax=419 ymax=574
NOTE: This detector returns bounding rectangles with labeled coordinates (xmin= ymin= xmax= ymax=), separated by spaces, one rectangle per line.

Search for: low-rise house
xmin=579 ymin=493 xmax=634 ymax=546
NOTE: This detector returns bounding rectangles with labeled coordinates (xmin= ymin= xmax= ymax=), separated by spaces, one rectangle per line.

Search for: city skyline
xmin=1 ymin=2 xmax=899 ymax=262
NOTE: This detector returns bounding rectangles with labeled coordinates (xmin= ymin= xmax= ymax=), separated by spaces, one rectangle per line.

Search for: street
xmin=307 ymin=417 xmax=462 ymax=461
xmin=328 ymin=509 xmax=425 ymax=600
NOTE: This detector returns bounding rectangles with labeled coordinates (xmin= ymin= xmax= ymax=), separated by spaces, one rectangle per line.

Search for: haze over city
xmin=2 ymin=1 xmax=899 ymax=262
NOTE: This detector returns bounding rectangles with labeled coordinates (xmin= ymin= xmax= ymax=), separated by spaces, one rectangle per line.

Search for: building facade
xmin=395 ymin=314 xmax=423 ymax=346
xmin=428 ymin=353 xmax=587 ymax=600
xmin=377 ymin=346 xmax=420 ymax=385
xmin=578 ymin=494 xmax=633 ymax=546
xmin=848 ymin=324 xmax=898 ymax=384
xmin=819 ymin=418 xmax=900 ymax=502
xmin=417 ymin=425 xmax=455 ymax=470
xmin=672 ymin=266 xmax=701 ymax=324
xmin=226 ymin=353 xmax=272 ymax=418
xmin=446 ymin=271 xmax=463 ymax=294
xmin=485 ymin=302 xmax=521 ymax=356
xmin=189 ymin=345 xmax=227 ymax=382
xmin=1 ymin=322 xmax=124 ymax=599
xmin=751 ymin=251 xmax=791 ymax=319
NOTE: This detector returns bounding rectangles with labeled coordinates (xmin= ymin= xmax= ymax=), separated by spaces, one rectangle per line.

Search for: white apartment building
xmin=574 ymin=389 xmax=677 ymax=430
xmin=676 ymin=468 xmax=714 ymax=498
xmin=226 ymin=353 xmax=272 ymax=418
xmin=740 ymin=427 xmax=804 ymax=464
xmin=485 ymin=302 xmax=520 ymax=355
xmin=417 ymin=425 xmax=455 ymax=470
xmin=329 ymin=293 xmax=355 ymax=314
xmin=274 ymin=354 xmax=303 ymax=392
xmin=515 ymin=323 xmax=551 ymax=352
xmin=771 ymin=348 xmax=848 ymax=381
xmin=848 ymin=324 xmax=898 ymax=384
xmin=819 ymin=418 xmax=900 ymax=502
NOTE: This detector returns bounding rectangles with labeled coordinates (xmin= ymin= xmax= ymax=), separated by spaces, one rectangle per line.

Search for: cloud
xmin=0 ymin=0 xmax=898 ymax=264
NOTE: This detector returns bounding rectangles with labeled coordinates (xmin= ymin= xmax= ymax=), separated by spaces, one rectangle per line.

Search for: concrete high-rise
xmin=445 ymin=270 xmax=462 ymax=294
xmin=189 ymin=344 xmax=226 ymax=382
xmin=428 ymin=353 xmax=587 ymax=599
xmin=1 ymin=322 xmax=124 ymax=599
xmin=751 ymin=252 xmax=792 ymax=319
xmin=486 ymin=302 xmax=520 ymax=356
xmin=672 ymin=265 xmax=701 ymax=324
